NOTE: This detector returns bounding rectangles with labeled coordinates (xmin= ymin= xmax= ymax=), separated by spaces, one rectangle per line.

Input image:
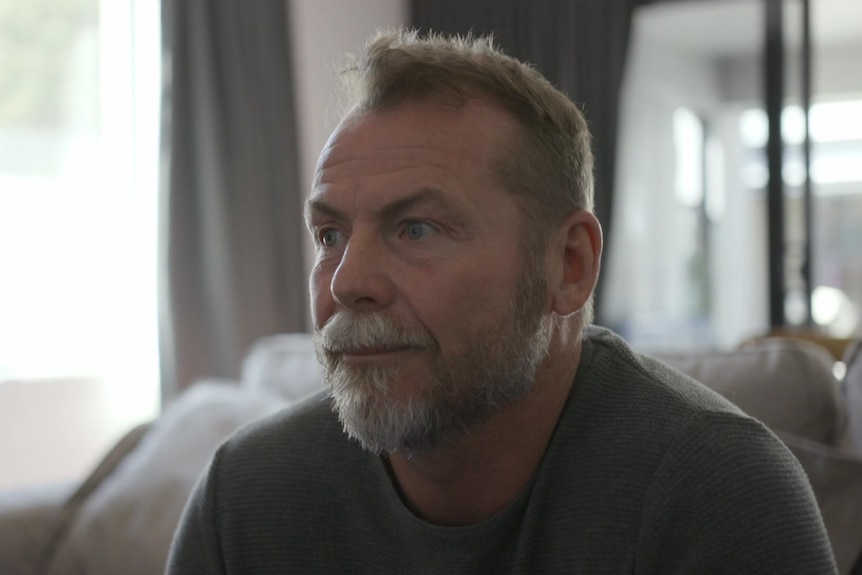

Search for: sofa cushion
xmin=653 ymin=338 xmax=846 ymax=445
xmin=42 ymin=380 xmax=287 ymax=575
xmin=241 ymin=332 xmax=324 ymax=401
xmin=36 ymin=421 xmax=151 ymax=572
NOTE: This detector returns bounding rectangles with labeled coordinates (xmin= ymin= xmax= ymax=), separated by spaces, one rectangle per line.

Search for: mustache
xmin=317 ymin=312 xmax=437 ymax=354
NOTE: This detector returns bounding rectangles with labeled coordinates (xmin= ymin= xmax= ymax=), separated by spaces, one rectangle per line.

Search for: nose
xmin=330 ymin=235 xmax=394 ymax=312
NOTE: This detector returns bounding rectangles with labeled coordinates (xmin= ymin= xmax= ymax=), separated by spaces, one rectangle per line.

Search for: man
xmin=167 ymin=30 xmax=837 ymax=573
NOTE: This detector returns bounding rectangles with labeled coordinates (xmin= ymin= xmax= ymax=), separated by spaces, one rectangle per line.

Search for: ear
xmin=546 ymin=211 xmax=603 ymax=317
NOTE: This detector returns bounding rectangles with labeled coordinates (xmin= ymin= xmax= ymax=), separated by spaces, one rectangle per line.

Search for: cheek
xmin=413 ymin=266 xmax=514 ymax=339
xmin=465 ymin=284 xmax=512 ymax=324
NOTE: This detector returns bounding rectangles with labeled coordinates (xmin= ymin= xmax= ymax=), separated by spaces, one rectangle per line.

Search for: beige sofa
xmin=2 ymin=333 xmax=861 ymax=574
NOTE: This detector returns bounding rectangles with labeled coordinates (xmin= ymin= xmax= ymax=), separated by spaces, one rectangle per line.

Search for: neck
xmin=386 ymin=337 xmax=582 ymax=526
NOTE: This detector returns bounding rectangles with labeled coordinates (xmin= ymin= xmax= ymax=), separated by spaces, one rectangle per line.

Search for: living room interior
xmin=1 ymin=0 xmax=861 ymax=573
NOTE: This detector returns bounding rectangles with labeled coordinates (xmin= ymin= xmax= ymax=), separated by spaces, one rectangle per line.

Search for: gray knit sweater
xmin=167 ymin=327 xmax=837 ymax=574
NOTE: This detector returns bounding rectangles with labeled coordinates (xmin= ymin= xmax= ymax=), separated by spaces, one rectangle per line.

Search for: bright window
xmin=0 ymin=0 xmax=161 ymax=426
xmin=740 ymin=101 xmax=862 ymax=188
xmin=739 ymin=99 xmax=862 ymax=336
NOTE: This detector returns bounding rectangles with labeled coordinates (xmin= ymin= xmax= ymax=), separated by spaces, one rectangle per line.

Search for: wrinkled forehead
xmin=312 ymin=98 xmax=521 ymax=191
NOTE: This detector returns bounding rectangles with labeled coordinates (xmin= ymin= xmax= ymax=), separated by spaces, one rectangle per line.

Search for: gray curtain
xmin=159 ymin=0 xmax=307 ymax=402
xmin=410 ymin=0 xmax=636 ymax=324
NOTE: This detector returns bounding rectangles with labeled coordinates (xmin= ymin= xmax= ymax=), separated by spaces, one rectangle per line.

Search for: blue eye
xmin=318 ymin=228 xmax=341 ymax=248
xmin=403 ymin=221 xmax=434 ymax=241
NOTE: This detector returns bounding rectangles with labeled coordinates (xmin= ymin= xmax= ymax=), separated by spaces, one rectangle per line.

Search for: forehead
xmin=311 ymin=99 xmax=517 ymax=197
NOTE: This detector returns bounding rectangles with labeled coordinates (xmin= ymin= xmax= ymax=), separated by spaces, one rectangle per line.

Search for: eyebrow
xmin=305 ymin=187 xmax=464 ymax=227
xmin=379 ymin=188 xmax=462 ymax=223
xmin=305 ymin=196 xmax=344 ymax=227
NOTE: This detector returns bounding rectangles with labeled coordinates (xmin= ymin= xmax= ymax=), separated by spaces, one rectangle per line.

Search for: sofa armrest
xmin=0 ymin=482 xmax=76 ymax=575
xmin=778 ymin=432 xmax=862 ymax=575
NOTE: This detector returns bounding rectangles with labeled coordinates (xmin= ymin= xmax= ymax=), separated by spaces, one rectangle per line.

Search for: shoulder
xmin=208 ymin=390 xmax=371 ymax=496
xmin=635 ymin=411 xmax=836 ymax=572
xmin=543 ymin=328 xmax=757 ymax=511
xmin=650 ymin=409 xmax=808 ymax=493
xmin=227 ymin=389 xmax=340 ymax=451
xmin=573 ymin=329 xmax=835 ymax=570
xmin=221 ymin=389 xmax=355 ymax=462
xmin=173 ymin=392 xmax=391 ymax=571
xmin=572 ymin=327 xmax=744 ymax=433
xmin=199 ymin=390 xmax=386 ymax=534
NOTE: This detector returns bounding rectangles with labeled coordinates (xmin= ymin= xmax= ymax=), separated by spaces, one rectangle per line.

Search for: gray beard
xmin=314 ymin=271 xmax=550 ymax=456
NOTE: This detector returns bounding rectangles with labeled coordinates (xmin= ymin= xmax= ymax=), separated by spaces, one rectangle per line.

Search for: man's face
xmin=306 ymin=99 xmax=552 ymax=455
